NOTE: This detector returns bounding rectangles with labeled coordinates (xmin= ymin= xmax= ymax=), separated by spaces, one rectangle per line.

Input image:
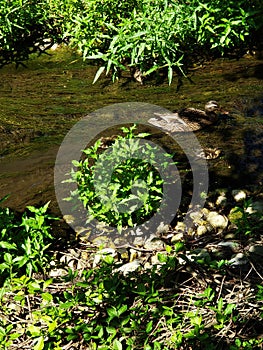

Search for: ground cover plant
xmin=1 ymin=186 xmax=263 ymax=349
xmin=0 ymin=0 xmax=262 ymax=83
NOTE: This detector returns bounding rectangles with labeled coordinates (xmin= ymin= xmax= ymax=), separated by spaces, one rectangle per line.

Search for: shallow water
xmin=0 ymin=47 xmax=263 ymax=213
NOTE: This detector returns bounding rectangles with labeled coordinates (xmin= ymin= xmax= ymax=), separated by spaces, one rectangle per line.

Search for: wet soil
xmin=0 ymin=47 xmax=263 ymax=214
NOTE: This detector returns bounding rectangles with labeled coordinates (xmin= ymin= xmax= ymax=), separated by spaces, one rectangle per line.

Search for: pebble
xmin=232 ymin=190 xmax=247 ymax=202
xmin=216 ymin=195 xmax=227 ymax=206
xmin=144 ymin=236 xmax=166 ymax=250
xmin=196 ymin=225 xmax=207 ymax=236
xmin=229 ymin=253 xmax=248 ymax=266
xmin=116 ymin=259 xmax=141 ymax=276
xmin=171 ymin=232 xmax=184 ymax=242
xmin=206 ymin=211 xmax=228 ymax=231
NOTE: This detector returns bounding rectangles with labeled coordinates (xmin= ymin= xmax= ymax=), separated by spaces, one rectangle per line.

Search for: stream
xmin=0 ymin=47 xmax=263 ymax=215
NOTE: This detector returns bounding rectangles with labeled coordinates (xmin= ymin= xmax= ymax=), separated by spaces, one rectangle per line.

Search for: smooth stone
xmin=229 ymin=253 xmax=248 ymax=266
xmin=196 ymin=225 xmax=208 ymax=236
xmin=189 ymin=211 xmax=203 ymax=225
xmin=216 ymin=195 xmax=227 ymax=206
xmin=206 ymin=211 xmax=228 ymax=231
xmin=116 ymin=260 xmax=141 ymax=276
xmin=144 ymin=236 xmax=166 ymax=250
xmin=174 ymin=222 xmax=186 ymax=233
xmin=171 ymin=232 xmax=184 ymax=242
xmin=232 ymin=190 xmax=247 ymax=202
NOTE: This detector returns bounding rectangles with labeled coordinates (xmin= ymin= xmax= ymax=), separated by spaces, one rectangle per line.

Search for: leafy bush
xmin=66 ymin=125 xmax=175 ymax=232
xmin=0 ymin=0 xmax=262 ymax=82
xmin=65 ymin=0 xmax=262 ymax=83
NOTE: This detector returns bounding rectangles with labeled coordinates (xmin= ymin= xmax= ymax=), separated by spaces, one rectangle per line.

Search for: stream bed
xmin=0 ymin=47 xmax=263 ymax=215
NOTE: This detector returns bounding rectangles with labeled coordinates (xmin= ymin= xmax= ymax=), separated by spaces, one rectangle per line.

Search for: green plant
xmin=0 ymin=202 xmax=55 ymax=281
xmin=66 ymin=125 xmax=175 ymax=232
xmin=1 ymin=0 xmax=262 ymax=83
xmin=229 ymin=199 xmax=263 ymax=236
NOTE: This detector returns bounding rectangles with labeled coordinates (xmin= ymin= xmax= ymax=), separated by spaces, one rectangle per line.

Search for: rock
xmin=144 ymin=235 xmax=166 ymax=250
xmin=63 ymin=214 xmax=75 ymax=224
xmin=76 ymin=226 xmax=91 ymax=241
xmin=224 ymin=232 xmax=236 ymax=240
xmin=190 ymin=211 xmax=204 ymax=225
xmin=92 ymin=236 xmax=115 ymax=248
xmin=217 ymin=241 xmax=240 ymax=252
xmin=196 ymin=225 xmax=208 ymax=236
xmin=174 ymin=222 xmax=186 ymax=233
xmin=206 ymin=211 xmax=228 ymax=232
xmin=114 ymin=237 xmax=129 ymax=246
xmin=133 ymin=236 xmax=145 ymax=247
xmin=116 ymin=260 xmax=141 ymax=276
xmin=248 ymin=245 xmax=263 ymax=262
xmin=156 ymin=222 xmax=170 ymax=235
xmin=229 ymin=253 xmax=248 ymax=266
xmin=188 ymin=248 xmax=211 ymax=262
xmin=232 ymin=190 xmax=246 ymax=202
xmin=171 ymin=232 xmax=184 ymax=242
xmin=216 ymin=195 xmax=227 ymax=206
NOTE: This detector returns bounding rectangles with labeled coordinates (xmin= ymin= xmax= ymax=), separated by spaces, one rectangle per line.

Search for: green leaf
xmin=146 ymin=320 xmax=153 ymax=333
xmin=28 ymin=325 xmax=41 ymax=337
xmin=0 ymin=241 xmax=17 ymax=250
xmin=113 ymin=339 xmax=122 ymax=350
xmin=107 ymin=306 xmax=118 ymax=318
xmin=93 ymin=66 xmax=105 ymax=84
xmin=118 ymin=304 xmax=128 ymax=316
xmin=224 ymin=303 xmax=235 ymax=315
xmin=41 ymin=292 xmax=53 ymax=302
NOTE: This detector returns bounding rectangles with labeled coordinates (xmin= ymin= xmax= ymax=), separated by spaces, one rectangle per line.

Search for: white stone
xmin=232 ymin=190 xmax=246 ymax=202
xmin=206 ymin=211 xmax=228 ymax=231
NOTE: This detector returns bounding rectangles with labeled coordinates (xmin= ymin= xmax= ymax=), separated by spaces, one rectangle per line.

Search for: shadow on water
xmin=0 ymin=47 xmax=263 ymax=214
